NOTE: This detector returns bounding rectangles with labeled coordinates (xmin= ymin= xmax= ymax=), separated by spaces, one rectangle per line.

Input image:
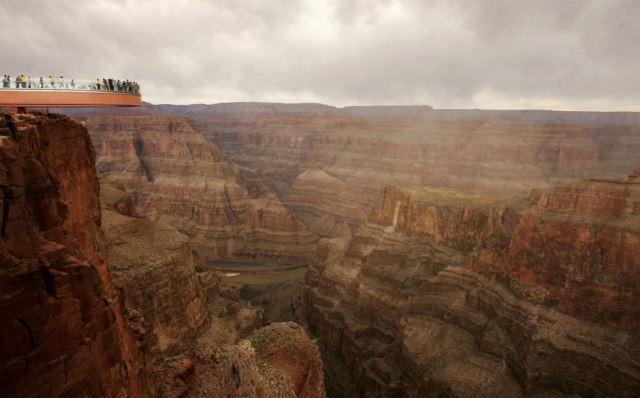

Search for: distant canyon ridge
xmin=72 ymin=102 xmax=640 ymax=246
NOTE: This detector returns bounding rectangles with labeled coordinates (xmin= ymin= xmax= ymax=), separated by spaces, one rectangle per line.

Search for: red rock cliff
xmin=0 ymin=113 xmax=141 ymax=397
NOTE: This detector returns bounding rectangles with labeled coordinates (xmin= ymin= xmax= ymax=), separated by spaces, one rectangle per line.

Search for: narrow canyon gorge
xmin=2 ymin=105 xmax=640 ymax=398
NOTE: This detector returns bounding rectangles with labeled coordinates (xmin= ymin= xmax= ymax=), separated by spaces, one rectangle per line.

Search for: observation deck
xmin=0 ymin=78 xmax=141 ymax=108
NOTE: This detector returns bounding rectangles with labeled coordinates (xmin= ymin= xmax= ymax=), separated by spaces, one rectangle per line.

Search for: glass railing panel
xmin=0 ymin=78 xmax=141 ymax=94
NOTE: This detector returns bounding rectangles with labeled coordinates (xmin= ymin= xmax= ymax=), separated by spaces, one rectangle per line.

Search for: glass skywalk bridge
xmin=0 ymin=78 xmax=141 ymax=108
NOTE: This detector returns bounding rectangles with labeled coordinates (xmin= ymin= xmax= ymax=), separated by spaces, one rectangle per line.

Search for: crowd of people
xmin=1 ymin=75 xmax=140 ymax=94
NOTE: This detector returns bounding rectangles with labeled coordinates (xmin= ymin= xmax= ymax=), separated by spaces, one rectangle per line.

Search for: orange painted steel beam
xmin=0 ymin=90 xmax=141 ymax=107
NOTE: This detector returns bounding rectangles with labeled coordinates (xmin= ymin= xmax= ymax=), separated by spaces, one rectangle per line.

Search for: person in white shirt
xmin=59 ymin=76 xmax=64 ymax=89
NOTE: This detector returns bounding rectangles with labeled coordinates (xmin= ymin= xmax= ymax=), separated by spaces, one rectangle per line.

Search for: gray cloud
xmin=1 ymin=0 xmax=638 ymax=110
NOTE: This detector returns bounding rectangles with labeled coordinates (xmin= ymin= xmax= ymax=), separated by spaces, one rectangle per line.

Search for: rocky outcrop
xmin=282 ymin=169 xmax=373 ymax=238
xmin=100 ymin=177 xmax=137 ymax=217
xmin=99 ymin=181 xmax=218 ymax=395
xmin=158 ymin=340 xmax=266 ymax=398
xmin=248 ymin=322 xmax=325 ymax=398
xmin=102 ymin=210 xmax=210 ymax=357
xmin=0 ymin=113 xmax=144 ymax=397
xmin=157 ymin=322 xmax=325 ymax=398
xmin=305 ymin=171 xmax=640 ymax=397
xmin=471 ymin=174 xmax=640 ymax=332
xmin=83 ymin=116 xmax=318 ymax=265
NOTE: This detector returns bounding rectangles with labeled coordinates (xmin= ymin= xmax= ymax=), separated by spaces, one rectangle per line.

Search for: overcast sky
xmin=1 ymin=0 xmax=638 ymax=110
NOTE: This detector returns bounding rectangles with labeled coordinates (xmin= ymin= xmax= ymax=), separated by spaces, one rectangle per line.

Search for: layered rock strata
xmin=66 ymin=103 xmax=640 ymax=244
xmin=71 ymin=103 xmax=635 ymax=196
xmin=83 ymin=116 xmax=318 ymax=265
xmin=282 ymin=169 xmax=373 ymax=238
xmin=209 ymin=117 xmax=609 ymax=198
xmin=209 ymin=116 xmax=623 ymax=239
xmin=305 ymin=170 xmax=640 ymax=397
xmin=0 ymin=113 xmax=142 ymax=397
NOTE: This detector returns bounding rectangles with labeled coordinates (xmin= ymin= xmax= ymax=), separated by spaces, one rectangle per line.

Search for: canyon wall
xmin=185 ymin=105 xmax=640 ymax=240
xmin=83 ymin=115 xmax=318 ymax=265
xmin=305 ymin=169 xmax=640 ymax=397
xmin=205 ymin=115 xmax=628 ymax=239
xmin=0 ymin=112 xmax=216 ymax=398
xmin=65 ymin=103 xmax=640 ymax=240
xmin=0 ymin=113 xmax=139 ymax=397
xmin=207 ymin=117 xmax=618 ymax=198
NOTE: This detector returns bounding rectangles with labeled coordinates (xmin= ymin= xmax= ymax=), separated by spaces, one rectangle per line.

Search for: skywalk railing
xmin=0 ymin=78 xmax=141 ymax=94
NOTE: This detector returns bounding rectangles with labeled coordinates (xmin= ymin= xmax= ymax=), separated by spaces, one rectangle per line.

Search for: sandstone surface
xmin=305 ymin=170 xmax=640 ymax=397
xmin=83 ymin=115 xmax=318 ymax=265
